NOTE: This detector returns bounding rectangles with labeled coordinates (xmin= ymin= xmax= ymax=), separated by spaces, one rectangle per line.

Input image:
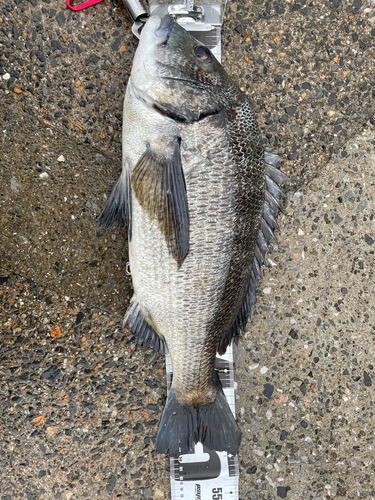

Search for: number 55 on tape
xmin=167 ymin=344 xmax=239 ymax=500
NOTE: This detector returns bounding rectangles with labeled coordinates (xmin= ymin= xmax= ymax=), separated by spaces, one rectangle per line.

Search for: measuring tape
xmin=166 ymin=345 xmax=239 ymax=500
xmin=67 ymin=1 xmax=239 ymax=498
xmin=147 ymin=5 xmax=239 ymax=497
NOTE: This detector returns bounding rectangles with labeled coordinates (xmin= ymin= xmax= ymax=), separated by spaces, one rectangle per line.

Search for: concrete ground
xmin=1 ymin=0 xmax=375 ymax=499
xmin=236 ymin=128 xmax=375 ymax=499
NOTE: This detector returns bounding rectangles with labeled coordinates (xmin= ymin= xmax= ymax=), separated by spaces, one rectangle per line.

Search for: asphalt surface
xmin=1 ymin=0 xmax=375 ymax=499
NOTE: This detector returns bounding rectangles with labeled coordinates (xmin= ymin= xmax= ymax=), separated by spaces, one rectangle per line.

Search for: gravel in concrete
xmin=236 ymin=127 xmax=375 ymax=499
xmin=0 ymin=96 xmax=132 ymax=312
xmin=2 ymin=129 xmax=375 ymax=500
xmin=1 ymin=0 xmax=375 ymax=498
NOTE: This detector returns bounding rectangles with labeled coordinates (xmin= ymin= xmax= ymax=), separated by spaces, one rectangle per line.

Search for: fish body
xmin=98 ymin=15 xmax=287 ymax=457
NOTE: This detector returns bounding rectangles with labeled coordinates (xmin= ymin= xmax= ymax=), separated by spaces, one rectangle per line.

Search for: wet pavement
xmin=1 ymin=0 xmax=375 ymax=499
xmin=0 ymin=273 xmax=169 ymax=499
xmin=0 ymin=97 xmax=132 ymax=312
xmin=236 ymin=128 xmax=375 ymax=499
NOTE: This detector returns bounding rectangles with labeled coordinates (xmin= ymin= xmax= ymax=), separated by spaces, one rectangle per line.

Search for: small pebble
xmin=154 ymin=488 xmax=165 ymax=499
xmin=277 ymin=486 xmax=291 ymax=498
xmin=263 ymin=383 xmax=274 ymax=399
xmin=363 ymin=371 xmax=372 ymax=387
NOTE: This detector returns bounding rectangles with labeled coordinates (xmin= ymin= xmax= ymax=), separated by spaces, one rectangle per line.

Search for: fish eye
xmin=194 ymin=45 xmax=211 ymax=62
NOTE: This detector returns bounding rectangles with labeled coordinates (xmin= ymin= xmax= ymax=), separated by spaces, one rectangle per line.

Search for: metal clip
xmin=122 ymin=0 xmax=150 ymax=38
xmin=123 ymin=0 xmax=221 ymax=42
xmin=149 ymin=0 xmax=221 ymax=57
xmin=168 ymin=1 xmax=205 ymax=23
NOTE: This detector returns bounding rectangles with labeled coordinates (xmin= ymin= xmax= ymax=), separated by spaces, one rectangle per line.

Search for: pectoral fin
xmin=131 ymin=138 xmax=189 ymax=266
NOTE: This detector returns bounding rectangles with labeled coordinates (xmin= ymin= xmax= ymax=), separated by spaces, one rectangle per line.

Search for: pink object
xmin=67 ymin=0 xmax=103 ymax=11
xmin=275 ymin=394 xmax=288 ymax=404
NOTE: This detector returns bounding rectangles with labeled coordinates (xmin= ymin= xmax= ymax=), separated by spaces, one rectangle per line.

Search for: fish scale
xmin=137 ymin=112 xmax=238 ymax=402
xmin=98 ymin=13 xmax=288 ymax=459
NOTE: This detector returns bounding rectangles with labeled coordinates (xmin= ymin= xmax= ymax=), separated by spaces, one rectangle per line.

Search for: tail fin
xmin=155 ymin=391 xmax=241 ymax=457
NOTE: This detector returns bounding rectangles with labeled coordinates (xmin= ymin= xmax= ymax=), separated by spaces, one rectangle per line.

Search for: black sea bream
xmin=98 ymin=14 xmax=288 ymax=457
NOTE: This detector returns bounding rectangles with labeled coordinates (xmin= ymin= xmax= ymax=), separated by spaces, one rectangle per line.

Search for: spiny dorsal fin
xmin=263 ymin=202 xmax=280 ymax=232
xmin=218 ymin=149 xmax=289 ymax=355
xmin=131 ymin=138 xmax=189 ymax=267
xmin=123 ymin=296 xmax=167 ymax=355
xmin=265 ymin=190 xmax=284 ymax=215
xmin=97 ymin=162 xmax=132 ymax=236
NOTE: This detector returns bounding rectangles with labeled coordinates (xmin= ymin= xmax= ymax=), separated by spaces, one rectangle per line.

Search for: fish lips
xmin=155 ymin=14 xmax=174 ymax=43
xmin=152 ymin=16 xmax=222 ymax=87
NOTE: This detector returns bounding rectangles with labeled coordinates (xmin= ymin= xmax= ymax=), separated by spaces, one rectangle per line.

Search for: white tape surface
xmin=166 ymin=344 xmax=239 ymax=500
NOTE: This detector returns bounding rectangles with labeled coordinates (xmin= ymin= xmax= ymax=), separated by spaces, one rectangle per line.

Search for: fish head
xmin=131 ymin=15 xmax=229 ymax=122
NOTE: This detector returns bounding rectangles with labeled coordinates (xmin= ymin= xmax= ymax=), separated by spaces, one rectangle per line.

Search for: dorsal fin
xmin=218 ymin=149 xmax=289 ymax=355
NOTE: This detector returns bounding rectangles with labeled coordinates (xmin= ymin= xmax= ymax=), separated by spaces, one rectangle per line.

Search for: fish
xmin=98 ymin=14 xmax=288 ymax=457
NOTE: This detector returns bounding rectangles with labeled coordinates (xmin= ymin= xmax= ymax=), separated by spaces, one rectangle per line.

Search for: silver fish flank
xmin=98 ymin=14 xmax=288 ymax=457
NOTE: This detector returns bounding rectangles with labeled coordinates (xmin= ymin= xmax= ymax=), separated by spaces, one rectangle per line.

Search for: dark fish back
xmin=207 ymin=95 xmax=266 ymax=351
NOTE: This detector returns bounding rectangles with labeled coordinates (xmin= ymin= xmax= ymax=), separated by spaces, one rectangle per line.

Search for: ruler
xmin=166 ymin=345 xmax=239 ymax=500
xmin=149 ymin=1 xmax=221 ymax=61
xmin=154 ymin=4 xmax=239 ymax=498
xmin=123 ymin=1 xmax=239 ymax=498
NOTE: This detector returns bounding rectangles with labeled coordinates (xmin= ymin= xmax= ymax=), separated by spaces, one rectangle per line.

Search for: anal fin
xmin=123 ymin=296 xmax=167 ymax=355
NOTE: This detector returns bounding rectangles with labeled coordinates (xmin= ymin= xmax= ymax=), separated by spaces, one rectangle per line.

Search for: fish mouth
xmin=155 ymin=14 xmax=174 ymax=43
xmin=132 ymin=15 xmax=222 ymax=123
xmin=137 ymin=15 xmax=215 ymax=89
